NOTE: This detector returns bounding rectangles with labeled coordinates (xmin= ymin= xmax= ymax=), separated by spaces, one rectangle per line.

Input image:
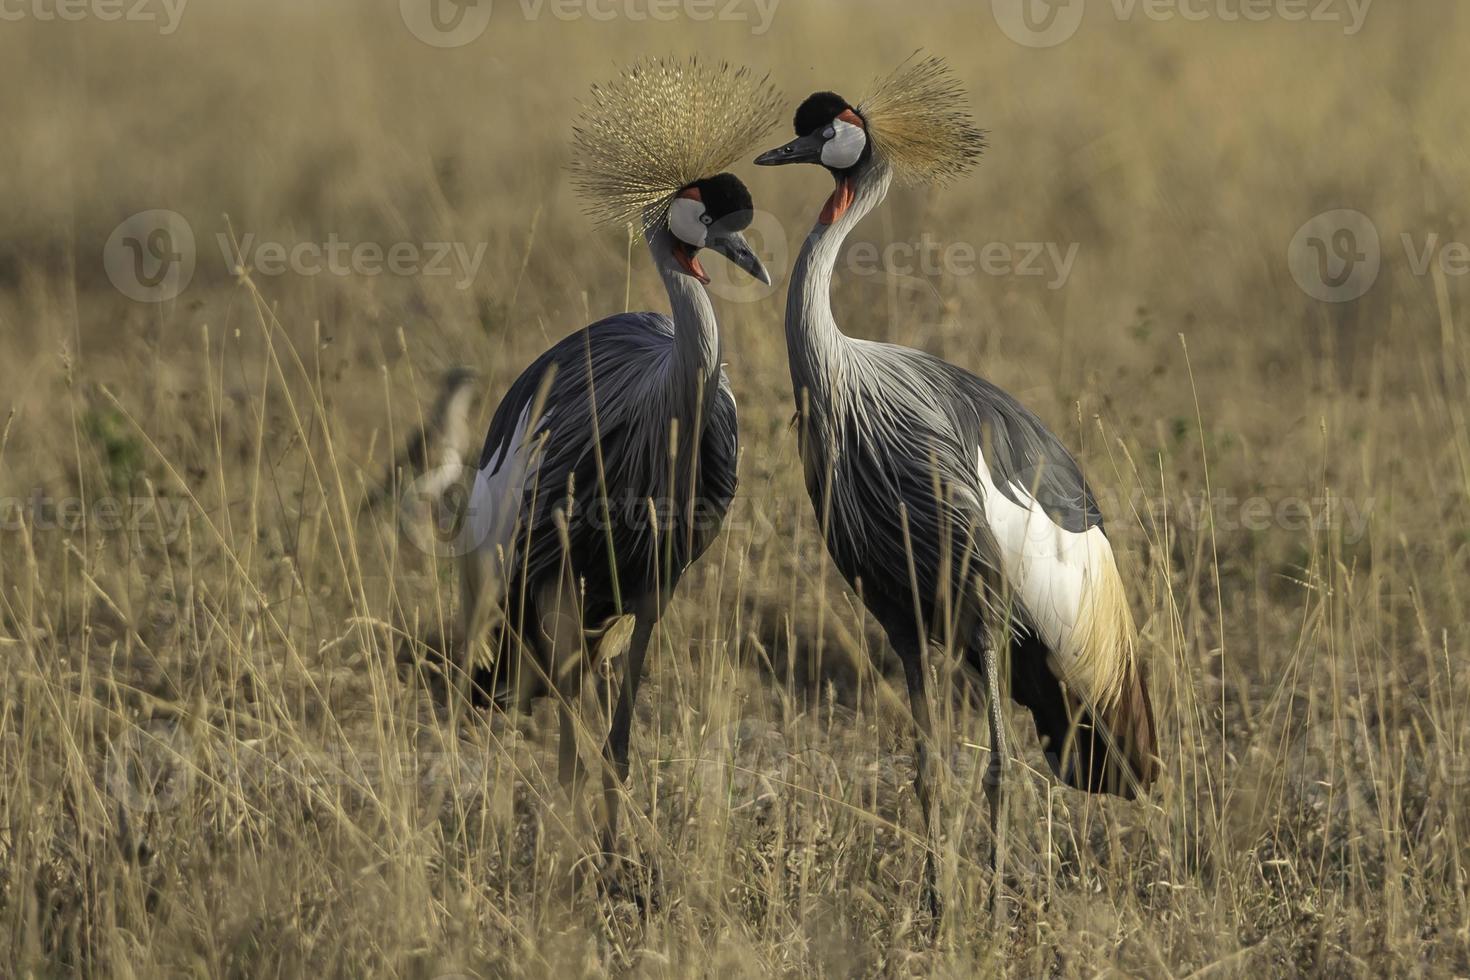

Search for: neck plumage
xmin=784 ymin=163 xmax=893 ymax=409
xmin=647 ymin=223 xmax=722 ymax=441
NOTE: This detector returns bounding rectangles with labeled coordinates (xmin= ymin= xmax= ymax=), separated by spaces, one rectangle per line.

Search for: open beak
xmin=754 ymin=131 xmax=826 ymax=167
xmin=673 ymin=241 xmax=710 ymax=284
xmin=707 ymin=231 xmax=770 ymax=285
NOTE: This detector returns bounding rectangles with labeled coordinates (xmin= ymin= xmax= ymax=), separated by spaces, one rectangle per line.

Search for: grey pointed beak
xmin=754 ymin=131 xmax=826 ymax=167
xmin=708 ymin=231 xmax=770 ymax=285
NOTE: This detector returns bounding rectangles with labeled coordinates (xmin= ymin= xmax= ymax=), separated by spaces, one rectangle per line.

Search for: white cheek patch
xmin=821 ymin=119 xmax=866 ymax=169
xmin=668 ymin=197 xmax=709 ymax=247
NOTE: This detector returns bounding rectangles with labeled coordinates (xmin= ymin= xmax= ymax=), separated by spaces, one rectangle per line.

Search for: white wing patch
xmin=465 ymin=403 xmax=540 ymax=578
xmin=975 ymin=450 xmax=1133 ymax=706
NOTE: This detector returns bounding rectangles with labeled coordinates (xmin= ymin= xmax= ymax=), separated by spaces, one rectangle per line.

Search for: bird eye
xmin=700 ymin=214 xmax=713 ymax=225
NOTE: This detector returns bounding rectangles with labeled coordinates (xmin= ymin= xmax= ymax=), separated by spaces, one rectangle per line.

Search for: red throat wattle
xmin=674 ymin=242 xmax=709 ymax=284
xmin=820 ymin=177 xmax=855 ymax=225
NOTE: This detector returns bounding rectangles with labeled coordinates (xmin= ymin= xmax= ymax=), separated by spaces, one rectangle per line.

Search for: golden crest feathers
xmin=858 ymin=54 xmax=986 ymax=186
xmin=569 ymin=58 xmax=782 ymax=230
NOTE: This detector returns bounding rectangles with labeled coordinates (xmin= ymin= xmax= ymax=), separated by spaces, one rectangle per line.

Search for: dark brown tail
xmin=1003 ymin=631 xmax=1158 ymax=798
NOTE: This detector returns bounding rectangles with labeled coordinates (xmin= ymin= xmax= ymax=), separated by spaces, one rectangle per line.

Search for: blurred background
xmin=2 ymin=1 xmax=1468 ymax=975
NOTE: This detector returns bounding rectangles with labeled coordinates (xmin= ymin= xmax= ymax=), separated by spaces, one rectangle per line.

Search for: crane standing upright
xmin=754 ymin=57 xmax=1158 ymax=918
xmin=450 ymin=60 xmax=779 ymax=859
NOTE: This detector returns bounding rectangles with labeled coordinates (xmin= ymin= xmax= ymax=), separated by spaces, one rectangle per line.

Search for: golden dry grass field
xmin=2 ymin=0 xmax=1469 ymax=975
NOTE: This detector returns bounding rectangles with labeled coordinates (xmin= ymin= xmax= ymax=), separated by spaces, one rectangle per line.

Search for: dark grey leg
xmin=978 ymin=629 xmax=1009 ymax=922
xmin=557 ymin=657 xmax=585 ymax=800
xmin=600 ymin=605 xmax=658 ymax=857
xmin=540 ymin=577 xmax=589 ymax=816
xmin=455 ymin=551 xmax=491 ymax=715
xmin=898 ymin=642 xmax=943 ymax=924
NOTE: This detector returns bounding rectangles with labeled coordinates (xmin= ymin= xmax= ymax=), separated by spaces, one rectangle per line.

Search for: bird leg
xmin=899 ymin=643 xmax=943 ymax=926
xmin=599 ymin=603 xmax=658 ymax=863
xmin=979 ymin=629 xmax=1009 ymax=924
xmin=529 ymin=576 xmax=590 ymax=813
xmin=455 ymin=549 xmax=493 ymax=715
xmin=556 ymin=664 xmax=586 ymax=803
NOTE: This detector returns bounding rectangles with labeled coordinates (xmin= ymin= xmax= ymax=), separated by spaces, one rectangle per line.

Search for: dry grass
xmin=2 ymin=1 xmax=1468 ymax=975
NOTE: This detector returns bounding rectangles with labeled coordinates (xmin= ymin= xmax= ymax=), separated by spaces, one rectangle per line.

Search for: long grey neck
xmin=645 ymin=223 xmax=725 ymax=502
xmin=647 ymin=224 xmax=723 ymax=422
xmin=785 ymin=162 xmax=893 ymax=412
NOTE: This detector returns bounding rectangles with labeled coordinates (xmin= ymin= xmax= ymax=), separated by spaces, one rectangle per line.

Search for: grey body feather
xmin=463 ymin=224 xmax=737 ymax=709
xmin=783 ymin=160 xmax=1154 ymax=809
xmin=476 ymin=307 xmax=738 ymax=629
xmin=760 ymin=72 xmax=1154 ymax=917
xmin=787 ymin=165 xmax=1099 ymax=645
xmin=796 ymin=335 xmax=1101 ymax=638
xmin=427 ymin=59 xmax=773 ymax=873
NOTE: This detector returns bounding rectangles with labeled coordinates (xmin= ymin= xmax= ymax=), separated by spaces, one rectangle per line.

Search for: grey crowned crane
xmin=753 ymin=57 xmax=1158 ymax=917
xmin=453 ymin=59 xmax=780 ymax=856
